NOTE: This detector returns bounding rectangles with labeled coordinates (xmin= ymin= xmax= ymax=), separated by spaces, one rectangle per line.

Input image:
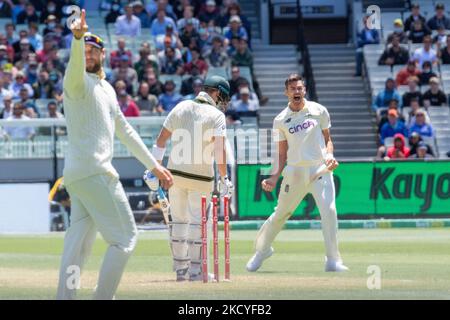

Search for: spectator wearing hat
xmin=131 ymin=1 xmax=151 ymax=28
xmin=25 ymin=58 xmax=39 ymax=85
xmin=0 ymin=0 xmax=12 ymax=18
xmin=204 ymin=36 xmax=229 ymax=68
xmin=151 ymin=9 xmax=177 ymax=37
xmin=177 ymin=6 xmax=200 ymax=31
xmin=16 ymin=3 xmax=38 ymax=25
xmin=0 ymin=44 xmax=10 ymax=67
xmin=182 ymin=77 xmax=203 ymax=100
xmin=223 ymin=15 xmax=249 ymax=46
xmin=157 ymin=80 xmax=183 ymax=113
xmin=155 ymin=24 xmax=182 ymax=51
xmin=404 ymin=3 xmax=427 ymax=32
xmin=115 ymin=4 xmax=142 ymax=37
xmin=159 ymin=46 xmax=184 ymax=75
xmin=423 ymin=77 xmax=447 ymax=106
xmin=384 ymin=133 xmax=410 ymax=160
xmin=220 ymin=3 xmax=251 ymax=44
xmin=110 ymin=38 xmax=133 ymax=69
xmin=427 ymin=3 xmax=450 ymax=30
xmin=418 ymin=61 xmax=437 ymax=86
xmin=3 ymin=101 xmax=35 ymax=140
xmin=231 ymin=86 xmax=260 ymax=113
xmin=9 ymin=71 xmax=33 ymax=99
xmin=198 ymin=0 xmax=220 ymax=25
xmin=134 ymin=81 xmax=158 ymax=114
xmin=183 ymin=48 xmax=208 ymax=77
xmin=355 ymin=14 xmax=380 ymax=77
xmin=409 ymin=141 xmax=434 ymax=159
xmin=396 ymin=61 xmax=421 ymax=86
xmin=408 ymin=109 xmax=434 ymax=138
xmin=372 ymin=78 xmax=402 ymax=112
xmin=387 ymin=19 xmax=408 ymax=44
xmin=378 ymin=35 xmax=409 ymax=66
xmin=0 ymin=93 xmax=13 ymax=119
xmin=408 ymin=132 xmax=435 ymax=157
xmin=377 ymin=98 xmax=405 ymax=132
xmin=13 ymin=37 xmax=33 ymax=64
xmin=12 ymin=29 xmax=35 ymax=54
xmin=379 ymin=109 xmax=408 ymax=145
xmin=439 ymin=34 xmax=450 ymax=64
xmin=118 ymin=90 xmax=140 ymax=117
xmin=179 ymin=18 xmax=201 ymax=48
xmin=43 ymin=14 xmax=58 ymax=36
xmin=413 ymin=35 xmax=438 ymax=69
xmin=408 ymin=18 xmax=431 ymax=44
xmin=403 ymin=81 xmax=423 ymax=107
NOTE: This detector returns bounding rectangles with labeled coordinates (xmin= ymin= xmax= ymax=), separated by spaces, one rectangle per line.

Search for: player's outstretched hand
xmin=261 ymin=176 xmax=278 ymax=192
xmin=151 ymin=164 xmax=173 ymax=190
xmin=325 ymin=157 xmax=339 ymax=171
xmin=70 ymin=8 xmax=88 ymax=40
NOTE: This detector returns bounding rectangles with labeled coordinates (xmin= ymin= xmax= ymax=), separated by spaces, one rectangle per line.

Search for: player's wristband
xmin=152 ymin=145 xmax=166 ymax=161
xmin=325 ymin=153 xmax=334 ymax=161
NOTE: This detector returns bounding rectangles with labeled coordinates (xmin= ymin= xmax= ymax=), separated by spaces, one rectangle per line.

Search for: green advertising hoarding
xmin=237 ymin=161 xmax=450 ymax=218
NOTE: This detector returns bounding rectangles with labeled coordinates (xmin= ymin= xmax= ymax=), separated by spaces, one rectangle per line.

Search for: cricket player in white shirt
xmin=246 ymin=74 xmax=348 ymax=272
xmin=56 ymin=10 xmax=173 ymax=300
xmin=152 ymin=75 xmax=234 ymax=281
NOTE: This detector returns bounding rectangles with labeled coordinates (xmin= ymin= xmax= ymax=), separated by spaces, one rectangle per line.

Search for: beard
xmin=86 ymin=61 xmax=102 ymax=74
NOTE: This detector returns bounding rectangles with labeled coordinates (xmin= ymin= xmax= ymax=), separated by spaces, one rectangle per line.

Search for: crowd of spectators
xmin=355 ymin=2 xmax=450 ymax=160
xmin=0 ymin=0 xmax=267 ymax=141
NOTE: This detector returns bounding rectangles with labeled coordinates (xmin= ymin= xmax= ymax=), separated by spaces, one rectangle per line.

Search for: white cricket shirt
xmin=63 ymin=37 xmax=157 ymax=185
xmin=163 ymin=91 xmax=226 ymax=179
xmin=273 ymin=99 xmax=331 ymax=166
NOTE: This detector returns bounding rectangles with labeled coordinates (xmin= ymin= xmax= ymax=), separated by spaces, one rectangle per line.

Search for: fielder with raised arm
xmin=246 ymin=74 xmax=348 ymax=273
xmin=153 ymin=75 xmax=234 ymax=281
xmin=56 ymin=9 xmax=173 ymax=300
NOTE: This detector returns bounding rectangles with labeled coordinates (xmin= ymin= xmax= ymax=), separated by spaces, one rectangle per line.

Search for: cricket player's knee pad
xmin=187 ymin=223 xmax=202 ymax=266
xmin=170 ymin=223 xmax=189 ymax=265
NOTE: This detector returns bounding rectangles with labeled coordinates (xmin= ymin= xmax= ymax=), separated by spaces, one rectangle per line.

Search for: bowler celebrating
xmin=246 ymin=74 xmax=348 ymax=272
xmin=56 ymin=10 xmax=173 ymax=300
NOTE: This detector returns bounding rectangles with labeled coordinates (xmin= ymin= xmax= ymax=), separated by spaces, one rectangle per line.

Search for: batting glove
xmin=219 ymin=176 xmax=234 ymax=199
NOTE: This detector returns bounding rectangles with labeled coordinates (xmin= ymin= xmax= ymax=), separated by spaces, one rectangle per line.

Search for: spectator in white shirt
xmin=0 ymin=94 xmax=13 ymax=119
xmin=115 ymin=4 xmax=142 ymax=37
xmin=9 ymin=70 xmax=34 ymax=99
xmin=231 ymin=86 xmax=259 ymax=113
xmin=4 ymin=102 xmax=35 ymax=140
xmin=413 ymin=35 xmax=437 ymax=69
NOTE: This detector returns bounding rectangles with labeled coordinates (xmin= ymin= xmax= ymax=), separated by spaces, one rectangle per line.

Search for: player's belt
xmin=169 ymin=169 xmax=214 ymax=182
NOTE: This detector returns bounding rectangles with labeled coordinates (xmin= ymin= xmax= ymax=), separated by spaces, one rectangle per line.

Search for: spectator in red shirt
xmin=385 ymin=133 xmax=410 ymax=160
xmin=109 ymin=38 xmax=133 ymax=69
xmin=118 ymin=90 xmax=140 ymax=117
xmin=396 ymin=60 xmax=421 ymax=86
xmin=36 ymin=37 xmax=55 ymax=63
xmin=183 ymin=47 xmax=208 ymax=76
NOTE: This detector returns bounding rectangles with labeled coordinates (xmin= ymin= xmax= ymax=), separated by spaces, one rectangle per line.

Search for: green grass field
xmin=1 ymin=228 xmax=450 ymax=300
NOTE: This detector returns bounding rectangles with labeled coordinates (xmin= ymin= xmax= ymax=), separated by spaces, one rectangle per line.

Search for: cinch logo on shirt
xmin=288 ymin=120 xmax=316 ymax=134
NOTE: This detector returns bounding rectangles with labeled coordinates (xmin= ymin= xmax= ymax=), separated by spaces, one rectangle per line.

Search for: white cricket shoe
xmin=325 ymin=259 xmax=349 ymax=272
xmin=246 ymin=247 xmax=274 ymax=272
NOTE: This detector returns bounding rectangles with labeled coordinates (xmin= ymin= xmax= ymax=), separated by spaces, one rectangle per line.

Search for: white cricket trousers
xmin=168 ymin=175 xmax=213 ymax=275
xmin=255 ymin=164 xmax=341 ymax=262
xmin=56 ymin=172 xmax=137 ymax=300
